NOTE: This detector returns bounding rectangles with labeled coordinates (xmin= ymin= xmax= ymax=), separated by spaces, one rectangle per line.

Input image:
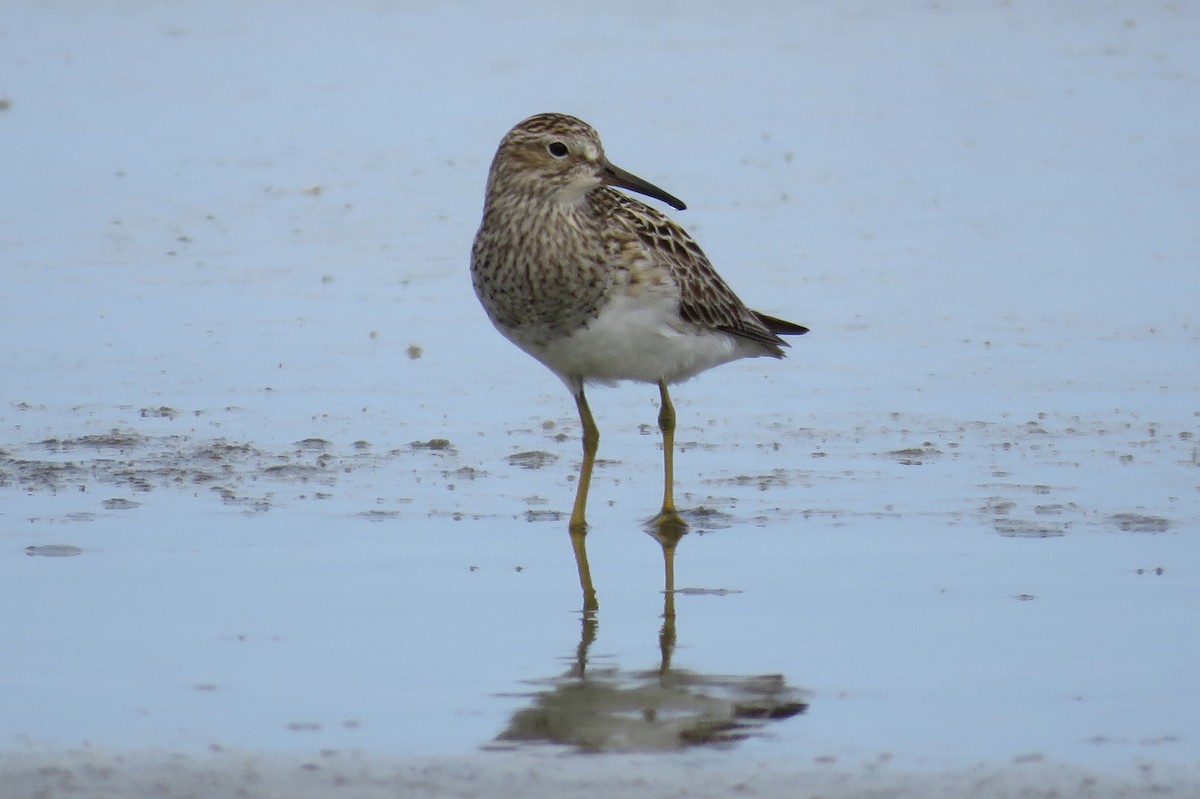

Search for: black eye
xmin=547 ymin=141 xmax=569 ymax=158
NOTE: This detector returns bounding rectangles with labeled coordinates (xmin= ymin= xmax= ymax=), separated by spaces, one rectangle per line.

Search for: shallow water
xmin=2 ymin=0 xmax=1198 ymax=795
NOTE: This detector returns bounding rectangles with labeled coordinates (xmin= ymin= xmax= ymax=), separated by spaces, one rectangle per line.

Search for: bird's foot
xmin=646 ymin=507 xmax=689 ymax=543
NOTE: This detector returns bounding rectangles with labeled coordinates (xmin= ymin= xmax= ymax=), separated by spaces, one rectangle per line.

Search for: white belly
xmin=508 ymin=290 xmax=766 ymax=388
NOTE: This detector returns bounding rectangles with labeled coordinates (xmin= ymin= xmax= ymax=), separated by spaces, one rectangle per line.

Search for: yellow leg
xmin=569 ymin=388 xmax=599 ymax=533
xmin=652 ymin=380 xmax=688 ymax=531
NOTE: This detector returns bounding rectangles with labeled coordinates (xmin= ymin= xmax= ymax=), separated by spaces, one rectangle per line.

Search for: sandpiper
xmin=471 ymin=113 xmax=807 ymax=532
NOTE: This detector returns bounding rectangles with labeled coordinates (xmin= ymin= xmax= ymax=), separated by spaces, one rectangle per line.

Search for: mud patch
xmin=8 ymin=749 xmax=1194 ymax=799
xmin=25 ymin=545 xmax=84 ymax=557
xmin=992 ymin=519 xmax=1066 ymax=539
xmin=356 ymin=509 xmax=406 ymax=522
xmin=39 ymin=429 xmax=147 ymax=451
xmin=410 ymin=438 xmax=455 ymax=452
xmin=682 ymin=505 xmax=737 ymax=531
xmin=886 ymin=445 xmax=943 ymax=465
xmin=676 ymin=587 xmax=743 ymax=596
xmin=1110 ymin=513 xmax=1170 ymax=533
xmin=980 ymin=491 xmax=1072 ymax=538
xmin=139 ymin=406 xmax=180 ymax=419
xmin=508 ymin=451 xmax=559 ymax=470
xmin=101 ymin=497 xmax=141 ymax=510
xmin=262 ymin=463 xmax=332 ymax=483
xmin=0 ymin=433 xmax=450 ymax=514
xmin=709 ymin=469 xmax=798 ymax=492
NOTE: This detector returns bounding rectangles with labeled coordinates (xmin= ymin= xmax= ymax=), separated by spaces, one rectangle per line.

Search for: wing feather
xmin=602 ymin=190 xmax=806 ymax=351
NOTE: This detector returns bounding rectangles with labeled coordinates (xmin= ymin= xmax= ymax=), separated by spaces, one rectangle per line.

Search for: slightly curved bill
xmin=600 ymin=161 xmax=687 ymax=211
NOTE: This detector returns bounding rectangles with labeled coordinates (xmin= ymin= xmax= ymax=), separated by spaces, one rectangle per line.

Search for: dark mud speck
xmin=411 ymin=438 xmax=454 ymax=452
xmin=41 ymin=429 xmax=145 ymax=450
xmin=887 ymin=446 xmax=942 ymax=465
xmin=25 ymin=545 xmax=84 ymax=557
xmin=1110 ymin=513 xmax=1169 ymax=532
xmin=524 ymin=509 xmax=563 ymax=522
xmin=508 ymin=450 xmax=558 ymax=469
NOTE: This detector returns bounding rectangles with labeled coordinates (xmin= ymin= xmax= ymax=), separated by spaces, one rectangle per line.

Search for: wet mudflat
xmin=2 ymin=1 xmax=1198 ymax=796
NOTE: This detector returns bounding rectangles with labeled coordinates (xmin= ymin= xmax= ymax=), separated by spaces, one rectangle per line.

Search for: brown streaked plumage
xmin=471 ymin=112 xmax=807 ymax=533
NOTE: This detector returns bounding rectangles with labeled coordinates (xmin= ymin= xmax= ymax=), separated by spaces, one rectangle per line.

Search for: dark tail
xmin=754 ymin=311 xmax=809 ymax=337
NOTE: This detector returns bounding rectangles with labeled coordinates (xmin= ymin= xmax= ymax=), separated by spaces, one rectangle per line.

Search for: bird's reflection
xmin=492 ymin=520 xmax=807 ymax=752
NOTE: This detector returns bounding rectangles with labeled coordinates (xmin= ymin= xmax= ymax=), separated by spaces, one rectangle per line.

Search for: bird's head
xmin=486 ymin=113 xmax=686 ymax=212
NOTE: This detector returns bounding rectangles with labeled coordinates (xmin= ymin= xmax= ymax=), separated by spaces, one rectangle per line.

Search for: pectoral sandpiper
xmin=471 ymin=113 xmax=807 ymax=532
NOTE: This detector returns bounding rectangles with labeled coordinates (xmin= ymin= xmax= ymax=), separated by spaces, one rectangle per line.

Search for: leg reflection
xmin=495 ymin=520 xmax=809 ymax=752
xmin=569 ymin=524 xmax=599 ymax=613
xmin=648 ymin=520 xmax=687 ymax=675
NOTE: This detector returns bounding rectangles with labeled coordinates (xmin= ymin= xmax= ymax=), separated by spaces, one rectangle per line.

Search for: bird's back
xmin=601 ymin=189 xmax=807 ymax=356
